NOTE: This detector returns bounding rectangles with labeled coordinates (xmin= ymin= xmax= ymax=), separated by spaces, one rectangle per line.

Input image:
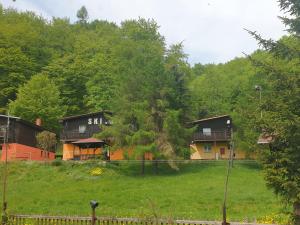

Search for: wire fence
xmin=8 ymin=214 xmax=274 ymax=225
xmin=77 ymin=159 xmax=260 ymax=164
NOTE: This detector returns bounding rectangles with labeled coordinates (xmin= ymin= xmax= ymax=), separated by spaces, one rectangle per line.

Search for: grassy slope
xmin=0 ymin=161 xmax=285 ymax=222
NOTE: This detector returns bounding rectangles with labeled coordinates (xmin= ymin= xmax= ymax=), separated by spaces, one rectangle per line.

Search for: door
xmin=220 ymin=147 xmax=225 ymax=155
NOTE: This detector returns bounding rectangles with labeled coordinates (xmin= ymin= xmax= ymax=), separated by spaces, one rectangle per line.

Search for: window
xmin=79 ymin=125 xmax=86 ymax=133
xmin=203 ymin=128 xmax=211 ymax=136
xmin=204 ymin=144 xmax=212 ymax=153
xmin=0 ymin=125 xmax=6 ymax=137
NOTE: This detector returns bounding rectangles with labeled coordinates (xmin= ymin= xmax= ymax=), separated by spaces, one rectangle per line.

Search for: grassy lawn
xmin=0 ymin=160 xmax=287 ymax=222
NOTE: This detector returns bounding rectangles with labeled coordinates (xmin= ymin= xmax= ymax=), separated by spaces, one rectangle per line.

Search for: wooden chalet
xmin=190 ymin=115 xmax=247 ymax=160
xmin=0 ymin=115 xmax=55 ymax=161
xmin=60 ymin=111 xmax=153 ymax=161
xmin=60 ymin=111 xmax=112 ymax=160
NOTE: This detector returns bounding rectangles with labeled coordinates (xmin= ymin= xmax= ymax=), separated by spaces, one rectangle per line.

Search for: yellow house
xmin=189 ymin=115 xmax=247 ymax=160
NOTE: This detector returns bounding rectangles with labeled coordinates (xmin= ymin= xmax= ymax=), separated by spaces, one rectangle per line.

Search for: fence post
xmin=1 ymin=202 xmax=8 ymax=225
xmin=90 ymin=200 xmax=99 ymax=225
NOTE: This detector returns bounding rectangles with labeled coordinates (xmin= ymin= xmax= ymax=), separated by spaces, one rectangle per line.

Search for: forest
xmin=0 ymin=3 xmax=296 ymax=150
xmin=0 ymin=1 xmax=299 ymax=222
xmin=0 ymin=4 xmax=275 ymax=152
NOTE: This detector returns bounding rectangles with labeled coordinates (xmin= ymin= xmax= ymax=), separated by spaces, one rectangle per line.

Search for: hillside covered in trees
xmin=0 ymin=2 xmax=298 ymax=157
xmin=0 ymin=0 xmax=300 ymax=222
xmin=0 ymin=4 xmax=269 ymax=150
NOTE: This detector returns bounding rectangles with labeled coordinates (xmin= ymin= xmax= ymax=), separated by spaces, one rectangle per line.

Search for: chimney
xmin=35 ymin=118 xmax=42 ymax=126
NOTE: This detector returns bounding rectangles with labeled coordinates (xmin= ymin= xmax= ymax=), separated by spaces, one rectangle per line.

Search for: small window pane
xmin=204 ymin=144 xmax=212 ymax=153
xmin=79 ymin=125 xmax=86 ymax=133
xmin=203 ymin=128 xmax=211 ymax=136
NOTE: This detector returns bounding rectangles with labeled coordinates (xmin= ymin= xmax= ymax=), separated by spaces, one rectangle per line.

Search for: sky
xmin=1 ymin=0 xmax=287 ymax=65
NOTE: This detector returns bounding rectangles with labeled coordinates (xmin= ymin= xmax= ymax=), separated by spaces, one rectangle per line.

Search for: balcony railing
xmin=192 ymin=130 xmax=231 ymax=142
xmin=60 ymin=130 xmax=96 ymax=141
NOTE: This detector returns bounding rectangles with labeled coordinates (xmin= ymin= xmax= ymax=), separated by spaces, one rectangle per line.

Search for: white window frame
xmin=204 ymin=144 xmax=212 ymax=153
xmin=203 ymin=128 xmax=212 ymax=136
xmin=79 ymin=125 xmax=87 ymax=134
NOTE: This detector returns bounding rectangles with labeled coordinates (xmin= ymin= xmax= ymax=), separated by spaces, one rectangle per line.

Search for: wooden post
xmin=141 ymin=155 xmax=145 ymax=175
xmin=92 ymin=208 xmax=96 ymax=225
xmin=90 ymin=201 xmax=99 ymax=225
xmin=1 ymin=114 xmax=10 ymax=225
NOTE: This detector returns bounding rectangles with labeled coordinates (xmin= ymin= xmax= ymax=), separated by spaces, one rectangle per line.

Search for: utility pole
xmin=2 ymin=113 xmax=10 ymax=225
xmin=255 ymin=85 xmax=262 ymax=118
xmin=222 ymin=119 xmax=234 ymax=225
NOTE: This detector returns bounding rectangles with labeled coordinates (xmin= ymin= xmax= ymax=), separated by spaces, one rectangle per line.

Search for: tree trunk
xmin=153 ymin=158 xmax=158 ymax=175
xmin=293 ymin=202 xmax=300 ymax=225
xmin=141 ymin=155 xmax=145 ymax=175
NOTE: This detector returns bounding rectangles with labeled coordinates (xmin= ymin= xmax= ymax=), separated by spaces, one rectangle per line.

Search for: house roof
xmin=72 ymin=137 xmax=106 ymax=148
xmin=189 ymin=115 xmax=230 ymax=124
xmin=257 ymin=133 xmax=274 ymax=144
xmin=72 ymin=138 xmax=105 ymax=144
xmin=60 ymin=111 xmax=112 ymax=122
xmin=0 ymin=114 xmax=20 ymax=120
xmin=0 ymin=115 xmax=50 ymax=132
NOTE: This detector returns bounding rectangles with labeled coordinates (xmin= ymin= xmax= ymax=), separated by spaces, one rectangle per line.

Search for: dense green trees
xmin=9 ymin=74 xmax=65 ymax=131
xmin=247 ymin=0 xmax=300 ymax=223
xmin=96 ymin=19 xmax=192 ymax=172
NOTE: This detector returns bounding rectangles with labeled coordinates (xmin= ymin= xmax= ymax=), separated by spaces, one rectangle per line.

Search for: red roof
xmin=72 ymin=138 xmax=104 ymax=144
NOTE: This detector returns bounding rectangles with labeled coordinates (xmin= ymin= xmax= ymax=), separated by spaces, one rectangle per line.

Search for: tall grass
xmin=0 ymin=160 xmax=288 ymax=222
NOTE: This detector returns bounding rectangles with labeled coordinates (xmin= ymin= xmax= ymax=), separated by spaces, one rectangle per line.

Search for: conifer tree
xmin=248 ymin=1 xmax=300 ymax=223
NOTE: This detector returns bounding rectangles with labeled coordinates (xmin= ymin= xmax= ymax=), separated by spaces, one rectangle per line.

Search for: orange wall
xmin=62 ymin=143 xmax=102 ymax=160
xmin=110 ymin=148 xmax=153 ymax=160
xmin=63 ymin=144 xmax=153 ymax=161
xmin=1 ymin=143 xmax=55 ymax=161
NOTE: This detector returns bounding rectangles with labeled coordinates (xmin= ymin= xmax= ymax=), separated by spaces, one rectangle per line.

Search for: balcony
xmin=60 ymin=130 xmax=96 ymax=141
xmin=192 ymin=130 xmax=231 ymax=142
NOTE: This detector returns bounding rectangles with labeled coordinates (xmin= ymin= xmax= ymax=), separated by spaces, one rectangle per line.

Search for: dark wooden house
xmin=190 ymin=115 xmax=246 ymax=160
xmin=191 ymin=115 xmax=232 ymax=143
xmin=60 ymin=111 xmax=111 ymax=160
xmin=0 ymin=115 xmax=55 ymax=161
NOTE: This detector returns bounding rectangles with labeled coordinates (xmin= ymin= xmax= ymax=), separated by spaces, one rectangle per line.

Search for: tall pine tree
xmin=248 ymin=0 xmax=300 ymax=223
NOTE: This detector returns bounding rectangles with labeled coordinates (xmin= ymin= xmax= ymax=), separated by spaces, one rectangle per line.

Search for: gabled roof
xmin=0 ymin=115 xmax=49 ymax=132
xmin=189 ymin=115 xmax=230 ymax=124
xmin=0 ymin=114 xmax=20 ymax=120
xmin=60 ymin=111 xmax=112 ymax=122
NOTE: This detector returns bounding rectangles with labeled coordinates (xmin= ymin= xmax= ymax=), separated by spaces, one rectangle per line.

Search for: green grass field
xmin=0 ymin=160 xmax=288 ymax=222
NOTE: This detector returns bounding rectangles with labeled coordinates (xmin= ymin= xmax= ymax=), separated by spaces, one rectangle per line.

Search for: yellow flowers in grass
xmin=257 ymin=213 xmax=291 ymax=225
xmin=90 ymin=167 xmax=103 ymax=176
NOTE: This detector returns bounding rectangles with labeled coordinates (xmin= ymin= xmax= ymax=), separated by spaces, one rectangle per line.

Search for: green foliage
xmin=36 ymin=131 xmax=57 ymax=152
xmin=9 ymin=74 xmax=65 ymax=131
xmin=247 ymin=0 xmax=300 ymax=222
xmin=96 ymin=20 xmax=192 ymax=169
xmin=0 ymin=47 xmax=36 ymax=112
xmin=76 ymin=6 xmax=88 ymax=23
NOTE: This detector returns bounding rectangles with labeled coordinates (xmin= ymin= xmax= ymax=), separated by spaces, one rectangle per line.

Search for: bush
xmin=51 ymin=159 xmax=62 ymax=167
